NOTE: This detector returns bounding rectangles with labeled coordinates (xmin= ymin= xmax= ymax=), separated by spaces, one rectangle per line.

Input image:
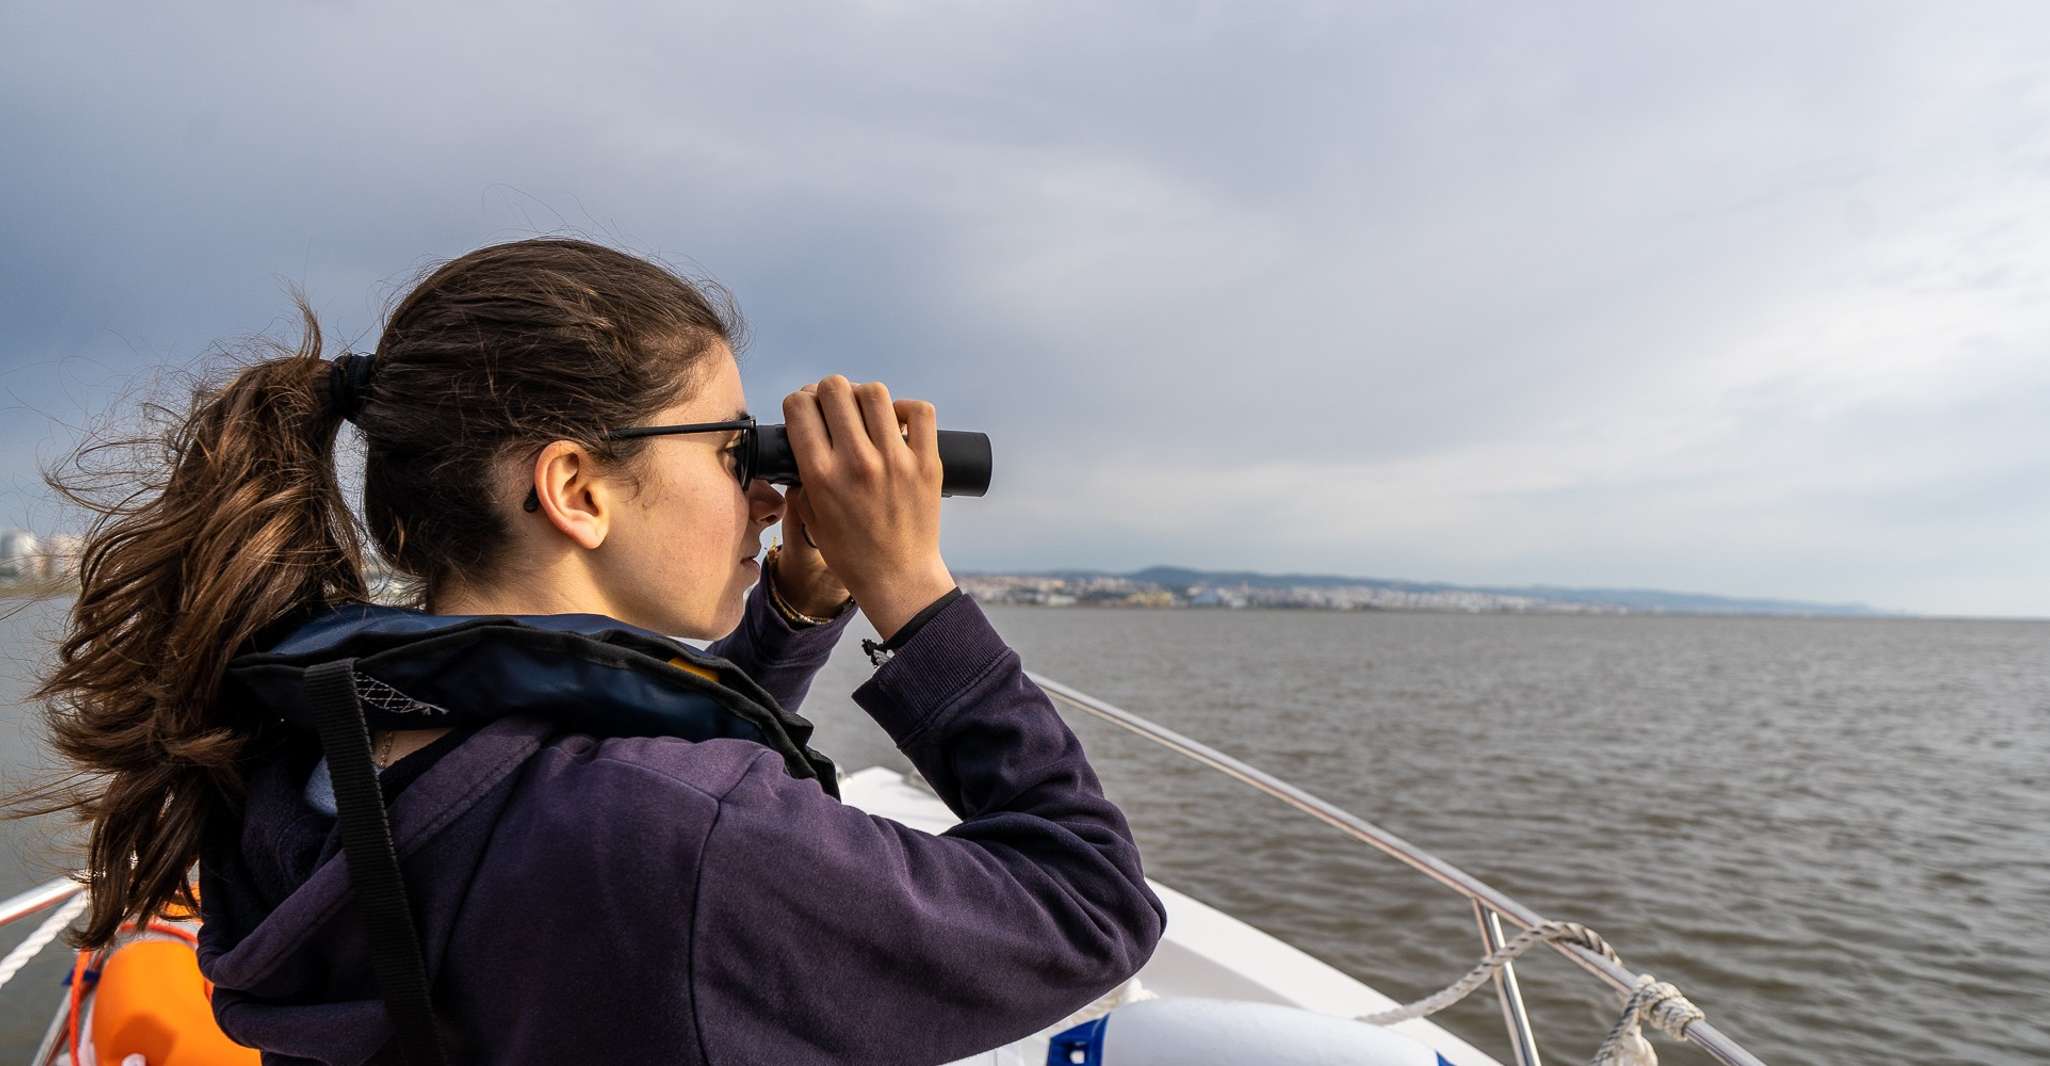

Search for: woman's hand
xmin=770 ymin=484 xmax=853 ymax=617
xmin=782 ymin=375 xmax=956 ymax=641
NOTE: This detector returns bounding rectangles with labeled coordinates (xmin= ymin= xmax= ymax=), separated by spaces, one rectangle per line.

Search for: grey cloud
xmin=2 ymin=1 xmax=2047 ymax=615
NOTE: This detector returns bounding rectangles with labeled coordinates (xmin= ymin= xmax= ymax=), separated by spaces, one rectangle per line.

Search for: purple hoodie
xmin=196 ymin=579 xmax=1166 ymax=1065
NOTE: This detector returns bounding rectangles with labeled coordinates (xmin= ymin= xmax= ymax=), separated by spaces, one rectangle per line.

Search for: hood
xmin=222 ymin=601 xmax=836 ymax=792
xmin=201 ymin=715 xmax=549 ymax=1064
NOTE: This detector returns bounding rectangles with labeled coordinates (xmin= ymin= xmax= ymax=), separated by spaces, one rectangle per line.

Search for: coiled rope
xmin=0 ymin=893 xmax=88 ymax=993
xmin=1354 ymin=919 xmax=1705 ymax=1066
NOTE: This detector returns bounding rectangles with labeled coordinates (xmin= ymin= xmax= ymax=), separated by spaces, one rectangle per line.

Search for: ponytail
xmin=14 ymin=295 xmax=370 ymax=947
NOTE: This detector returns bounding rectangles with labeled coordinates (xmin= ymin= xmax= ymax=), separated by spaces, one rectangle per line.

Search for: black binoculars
xmin=752 ymin=425 xmax=992 ymax=498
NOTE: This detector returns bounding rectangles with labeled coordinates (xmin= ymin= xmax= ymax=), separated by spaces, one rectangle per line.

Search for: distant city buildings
xmin=0 ymin=528 xmax=399 ymax=592
xmin=0 ymin=529 xmax=84 ymax=581
xmin=959 ymin=572 xmax=1632 ymax=614
xmin=0 ymin=529 xmax=37 ymax=577
xmin=40 ymin=534 xmax=84 ymax=576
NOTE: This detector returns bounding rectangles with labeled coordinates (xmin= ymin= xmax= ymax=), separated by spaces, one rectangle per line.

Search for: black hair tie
xmin=327 ymin=352 xmax=379 ymax=422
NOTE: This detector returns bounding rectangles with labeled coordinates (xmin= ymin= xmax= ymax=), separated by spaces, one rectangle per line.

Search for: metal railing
xmin=1028 ymin=670 xmax=1769 ymax=1066
xmin=0 ymin=880 xmax=80 ymax=930
xmin=0 ymin=880 xmax=86 ymax=1066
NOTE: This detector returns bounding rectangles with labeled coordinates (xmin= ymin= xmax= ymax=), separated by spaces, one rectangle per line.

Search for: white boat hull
xmin=835 ymin=767 xmax=1503 ymax=1066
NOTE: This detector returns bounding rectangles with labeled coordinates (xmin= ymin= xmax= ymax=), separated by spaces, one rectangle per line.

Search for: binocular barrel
xmin=753 ymin=425 xmax=993 ymax=498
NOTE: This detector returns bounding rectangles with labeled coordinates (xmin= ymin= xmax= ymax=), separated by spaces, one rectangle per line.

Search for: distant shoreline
xmin=979 ymin=601 xmax=2050 ymax=623
xmin=0 ymin=576 xmax=77 ymax=602
xmin=954 ymin=566 xmax=1898 ymax=618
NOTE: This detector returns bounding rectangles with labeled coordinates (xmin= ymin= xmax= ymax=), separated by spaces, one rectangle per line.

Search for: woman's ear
xmin=528 ymin=441 xmax=610 ymax=550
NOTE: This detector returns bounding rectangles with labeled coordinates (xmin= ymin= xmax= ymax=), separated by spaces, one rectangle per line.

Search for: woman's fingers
xmin=782 ymin=386 xmax=832 ymax=478
xmin=854 ymin=380 xmax=904 ymax=453
xmin=785 ymin=484 xmax=821 ymax=550
xmin=788 ymin=378 xmax=935 ymax=474
xmin=814 ymin=375 xmax=878 ymax=464
xmin=895 ymin=399 xmax=937 ymax=467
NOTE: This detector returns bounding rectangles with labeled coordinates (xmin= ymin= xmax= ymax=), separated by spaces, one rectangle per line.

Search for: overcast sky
xmin=3 ymin=2 xmax=2046 ymax=617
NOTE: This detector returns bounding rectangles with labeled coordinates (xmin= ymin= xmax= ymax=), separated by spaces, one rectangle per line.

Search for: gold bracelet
xmin=763 ymin=543 xmax=853 ymax=626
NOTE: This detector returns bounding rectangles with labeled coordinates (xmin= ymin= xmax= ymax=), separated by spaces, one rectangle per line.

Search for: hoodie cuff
xmin=852 ymin=594 xmax=1013 ymax=749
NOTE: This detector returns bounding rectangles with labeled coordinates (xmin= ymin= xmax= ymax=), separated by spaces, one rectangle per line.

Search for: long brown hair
xmin=14 ymin=238 xmax=742 ymax=946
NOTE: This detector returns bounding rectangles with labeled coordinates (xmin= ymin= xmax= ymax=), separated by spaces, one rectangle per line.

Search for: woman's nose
xmin=748 ymin=481 xmax=785 ymax=525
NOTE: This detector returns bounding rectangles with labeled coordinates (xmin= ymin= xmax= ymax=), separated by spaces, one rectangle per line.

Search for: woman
xmin=27 ymin=238 xmax=1164 ymax=1064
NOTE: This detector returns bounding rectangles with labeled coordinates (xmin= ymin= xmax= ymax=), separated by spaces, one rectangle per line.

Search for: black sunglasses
xmin=522 ymin=417 xmax=758 ymax=513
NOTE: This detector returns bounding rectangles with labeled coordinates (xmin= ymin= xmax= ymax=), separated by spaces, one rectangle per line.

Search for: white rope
xmin=1353 ymin=920 xmax=1618 ymax=1026
xmin=1351 ymin=919 xmax=1706 ymax=1066
xmin=0 ymin=893 xmax=87 ymax=993
xmin=1592 ymin=974 xmax=1707 ymax=1066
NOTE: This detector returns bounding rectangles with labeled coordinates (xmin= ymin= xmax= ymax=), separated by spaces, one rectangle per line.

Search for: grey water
xmin=2 ymin=597 xmax=2045 ymax=1064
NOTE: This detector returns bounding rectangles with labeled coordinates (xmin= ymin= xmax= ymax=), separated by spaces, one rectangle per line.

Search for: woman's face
xmin=591 ymin=346 xmax=785 ymax=639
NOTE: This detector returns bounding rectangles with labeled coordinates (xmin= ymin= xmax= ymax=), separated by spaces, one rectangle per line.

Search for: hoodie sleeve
xmin=690 ymin=593 xmax=1167 ymax=1066
xmin=703 ymin=568 xmax=855 ymax=713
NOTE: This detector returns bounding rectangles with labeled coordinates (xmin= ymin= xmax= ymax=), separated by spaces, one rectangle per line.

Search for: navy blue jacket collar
xmin=223 ymin=601 xmax=836 ymax=796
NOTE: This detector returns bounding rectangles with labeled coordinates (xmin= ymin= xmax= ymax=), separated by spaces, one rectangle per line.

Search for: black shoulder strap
xmin=303 ymin=659 xmax=450 ymax=1066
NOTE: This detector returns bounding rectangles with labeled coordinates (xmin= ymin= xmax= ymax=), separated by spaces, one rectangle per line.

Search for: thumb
xmin=785 ymin=486 xmax=821 ymax=551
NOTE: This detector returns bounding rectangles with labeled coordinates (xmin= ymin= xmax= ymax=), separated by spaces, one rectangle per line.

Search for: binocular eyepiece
xmin=752 ymin=425 xmax=992 ymax=498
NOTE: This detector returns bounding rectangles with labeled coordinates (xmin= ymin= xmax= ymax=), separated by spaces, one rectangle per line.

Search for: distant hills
xmin=957 ymin=564 xmax=1888 ymax=617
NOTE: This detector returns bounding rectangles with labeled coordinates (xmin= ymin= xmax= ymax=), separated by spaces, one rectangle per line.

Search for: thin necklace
xmin=374 ymin=729 xmax=397 ymax=769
